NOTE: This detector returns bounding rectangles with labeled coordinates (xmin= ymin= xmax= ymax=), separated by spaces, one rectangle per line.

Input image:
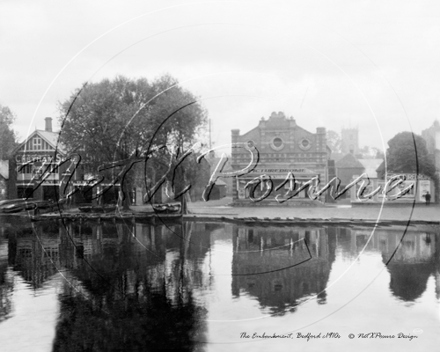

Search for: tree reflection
xmin=3 ymin=216 xmax=440 ymax=347
xmin=232 ymin=224 xmax=440 ymax=309
xmin=382 ymin=231 xmax=437 ymax=302
xmin=388 ymin=263 xmax=433 ymax=301
xmin=53 ymin=284 xmax=205 ymax=351
xmin=333 ymin=226 xmax=439 ymax=302
xmin=0 ymin=249 xmax=12 ymax=323
xmin=51 ymin=221 xmax=208 ymax=351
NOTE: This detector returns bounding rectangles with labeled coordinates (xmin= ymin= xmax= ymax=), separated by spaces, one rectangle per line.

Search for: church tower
xmin=341 ymin=128 xmax=359 ymax=155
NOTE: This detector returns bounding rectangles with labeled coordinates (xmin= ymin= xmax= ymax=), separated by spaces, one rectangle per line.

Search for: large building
xmin=9 ymin=117 xmax=70 ymax=201
xmin=230 ymin=111 xmax=330 ymax=205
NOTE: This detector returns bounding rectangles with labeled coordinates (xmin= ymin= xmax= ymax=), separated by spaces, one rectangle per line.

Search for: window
xmin=273 ymin=137 xmax=282 ymax=148
xmin=33 ymin=137 xmax=42 ymax=150
xmin=299 ymin=138 xmax=311 ymax=150
xmin=18 ymin=164 xmax=33 ymax=174
xmin=270 ymin=137 xmax=284 ymax=151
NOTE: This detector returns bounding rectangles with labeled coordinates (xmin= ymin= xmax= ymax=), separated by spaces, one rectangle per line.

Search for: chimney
xmin=45 ymin=117 xmax=52 ymax=132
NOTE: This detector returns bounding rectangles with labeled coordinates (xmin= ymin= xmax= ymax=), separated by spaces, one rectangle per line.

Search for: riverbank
xmin=6 ymin=196 xmax=439 ymax=225
xmin=129 ymin=197 xmax=440 ymax=223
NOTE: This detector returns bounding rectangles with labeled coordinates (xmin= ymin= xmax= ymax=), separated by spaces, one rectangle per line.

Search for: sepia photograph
xmin=1 ymin=1 xmax=440 ymax=351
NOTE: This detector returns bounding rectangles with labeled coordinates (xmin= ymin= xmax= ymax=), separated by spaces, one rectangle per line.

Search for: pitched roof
xmin=37 ymin=130 xmax=64 ymax=149
xmin=13 ymin=129 xmax=66 ymax=155
xmin=335 ymin=153 xmax=364 ymax=169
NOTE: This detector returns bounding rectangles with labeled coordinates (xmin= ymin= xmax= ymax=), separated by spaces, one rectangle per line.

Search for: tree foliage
xmin=376 ymin=132 xmax=436 ymax=179
xmin=58 ymin=75 xmax=207 ymax=208
xmin=357 ymin=145 xmax=384 ymax=159
xmin=326 ymin=130 xmax=341 ymax=154
xmin=0 ymin=104 xmax=18 ymax=159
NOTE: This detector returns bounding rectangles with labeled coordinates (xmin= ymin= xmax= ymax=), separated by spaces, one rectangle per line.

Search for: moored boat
xmin=0 ymin=199 xmax=58 ymax=214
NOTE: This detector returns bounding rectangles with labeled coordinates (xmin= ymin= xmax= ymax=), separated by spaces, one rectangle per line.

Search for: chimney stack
xmin=45 ymin=117 xmax=52 ymax=132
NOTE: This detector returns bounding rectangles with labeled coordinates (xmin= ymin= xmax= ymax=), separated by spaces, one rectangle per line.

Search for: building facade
xmin=9 ymin=117 xmax=71 ymax=201
xmin=230 ymin=112 xmax=329 ymax=205
xmin=350 ymin=173 xmax=435 ymax=204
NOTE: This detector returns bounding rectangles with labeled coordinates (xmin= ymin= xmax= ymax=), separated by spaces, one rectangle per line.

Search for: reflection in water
xmin=0 ymin=217 xmax=439 ymax=350
xmin=231 ymin=224 xmax=440 ymax=315
xmin=5 ymin=220 xmax=211 ymax=351
xmin=329 ymin=225 xmax=439 ymax=302
xmin=232 ymin=225 xmax=336 ymax=314
xmin=0 ymin=230 xmax=12 ymax=323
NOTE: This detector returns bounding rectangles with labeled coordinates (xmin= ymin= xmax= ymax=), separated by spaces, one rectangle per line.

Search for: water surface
xmin=0 ymin=216 xmax=439 ymax=351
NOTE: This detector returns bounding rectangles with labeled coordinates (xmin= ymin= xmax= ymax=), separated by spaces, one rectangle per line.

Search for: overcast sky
xmin=1 ymin=0 xmax=439 ymax=153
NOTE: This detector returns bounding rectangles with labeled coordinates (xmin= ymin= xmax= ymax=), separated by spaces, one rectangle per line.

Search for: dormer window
xmin=33 ymin=137 xmax=42 ymax=150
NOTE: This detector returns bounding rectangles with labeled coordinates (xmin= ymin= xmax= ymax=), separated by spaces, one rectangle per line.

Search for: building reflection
xmin=232 ymin=224 xmax=440 ymax=311
xmin=1 ymin=217 xmax=440 ymax=344
xmin=0 ymin=217 xmax=39 ymax=322
xmin=5 ymin=220 xmax=210 ymax=351
xmin=0 ymin=229 xmax=12 ymax=323
xmin=231 ymin=225 xmax=337 ymax=314
xmin=332 ymin=225 xmax=439 ymax=302
xmin=8 ymin=222 xmax=60 ymax=289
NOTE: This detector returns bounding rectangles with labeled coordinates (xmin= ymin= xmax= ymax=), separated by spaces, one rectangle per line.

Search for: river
xmin=0 ymin=216 xmax=439 ymax=351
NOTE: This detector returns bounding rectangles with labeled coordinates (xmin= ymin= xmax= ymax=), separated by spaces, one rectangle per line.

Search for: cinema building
xmin=230 ymin=112 xmax=330 ymax=205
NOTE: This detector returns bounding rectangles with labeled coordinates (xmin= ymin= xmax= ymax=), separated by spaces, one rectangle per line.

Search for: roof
xmin=358 ymin=159 xmax=383 ymax=178
xmin=13 ymin=129 xmax=66 ymax=155
xmin=335 ymin=153 xmax=364 ymax=169
xmin=330 ymin=152 xmax=345 ymax=163
xmin=0 ymin=160 xmax=8 ymax=179
xmin=37 ymin=130 xmax=65 ymax=151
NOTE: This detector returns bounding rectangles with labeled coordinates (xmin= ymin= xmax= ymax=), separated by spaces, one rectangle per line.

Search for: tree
xmin=58 ymin=75 xmax=207 ymax=210
xmin=356 ymin=145 xmax=385 ymax=159
xmin=0 ymin=104 xmax=18 ymax=159
xmin=376 ymin=132 xmax=436 ymax=180
xmin=326 ymin=130 xmax=341 ymax=154
xmin=373 ymin=147 xmax=384 ymax=159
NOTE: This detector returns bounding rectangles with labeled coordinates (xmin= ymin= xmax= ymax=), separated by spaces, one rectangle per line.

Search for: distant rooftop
xmin=335 ymin=153 xmax=364 ymax=169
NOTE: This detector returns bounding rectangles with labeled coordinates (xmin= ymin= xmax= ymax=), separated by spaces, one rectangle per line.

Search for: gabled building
xmin=9 ymin=117 xmax=69 ymax=201
xmin=230 ymin=111 xmax=330 ymax=205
